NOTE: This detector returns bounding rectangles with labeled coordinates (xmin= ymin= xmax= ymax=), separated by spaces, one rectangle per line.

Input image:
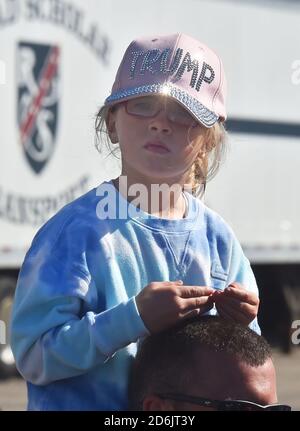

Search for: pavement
xmin=0 ymin=348 xmax=299 ymax=411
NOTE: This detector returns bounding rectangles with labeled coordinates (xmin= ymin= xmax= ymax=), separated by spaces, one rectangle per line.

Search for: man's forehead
xmin=192 ymin=348 xmax=276 ymax=400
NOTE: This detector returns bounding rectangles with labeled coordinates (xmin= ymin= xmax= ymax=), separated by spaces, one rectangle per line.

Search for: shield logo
xmin=17 ymin=42 xmax=60 ymax=174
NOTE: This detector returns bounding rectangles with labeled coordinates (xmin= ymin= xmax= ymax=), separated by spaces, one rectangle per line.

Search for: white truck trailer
xmin=1 ymin=0 xmax=300 ymax=376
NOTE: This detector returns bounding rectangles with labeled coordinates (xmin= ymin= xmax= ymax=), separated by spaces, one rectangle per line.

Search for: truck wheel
xmin=0 ymin=276 xmax=17 ymax=378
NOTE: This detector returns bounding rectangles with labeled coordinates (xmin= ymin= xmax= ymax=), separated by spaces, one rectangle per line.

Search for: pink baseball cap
xmin=105 ymin=33 xmax=227 ymax=128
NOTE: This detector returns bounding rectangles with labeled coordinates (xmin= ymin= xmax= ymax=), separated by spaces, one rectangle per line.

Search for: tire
xmin=0 ymin=276 xmax=18 ymax=378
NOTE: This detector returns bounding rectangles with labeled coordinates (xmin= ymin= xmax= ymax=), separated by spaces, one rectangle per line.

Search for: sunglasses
xmin=157 ymin=393 xmax=291 ymax=411
xmin=124 ymin=96 xmax=199 ymax=128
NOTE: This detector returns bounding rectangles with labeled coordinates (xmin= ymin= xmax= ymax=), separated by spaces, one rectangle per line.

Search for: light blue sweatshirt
xmin=10 ymin=180 xmax=260 ymax=410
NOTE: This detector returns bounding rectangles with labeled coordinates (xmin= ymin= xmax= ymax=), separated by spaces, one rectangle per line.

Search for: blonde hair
xmin=95 ymin=104 xmax=227 ymax=198
xmin=186 ymin=122 xmax=227 ymax=197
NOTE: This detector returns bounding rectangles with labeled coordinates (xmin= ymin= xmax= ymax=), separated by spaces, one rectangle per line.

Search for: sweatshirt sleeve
xmin=226 ymin=233 xmax=261 ymax=335
xmin=10 ymin=215 xmax=149 ymax=385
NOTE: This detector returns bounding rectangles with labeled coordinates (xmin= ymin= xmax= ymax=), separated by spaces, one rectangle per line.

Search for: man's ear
xmin=142 ymin=395 xmax=176 ymax=411
xmin=106 ymin=110 xmax=119 ymax=144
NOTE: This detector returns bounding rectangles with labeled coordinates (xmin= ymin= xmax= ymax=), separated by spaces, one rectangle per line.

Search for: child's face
xmin=107 ymin=96 xmax=207 ymax=185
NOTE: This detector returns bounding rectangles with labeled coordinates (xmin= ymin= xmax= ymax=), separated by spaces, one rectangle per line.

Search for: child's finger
xmin=180 ymin=295 xmax=214 ymax=314
xmin=216 ymin=296 xmax=258 ymax=323
xmin=215 ymin=294 xmax=256 ymax=315
xmin=214 ymin=294 xmax=243 ymax=308
xmin=216 ymin=302 xmax=251 ymax=325
xmin=227 ymin=282 xmax=243 ymax=289
xmin=181 ymin=302 xmax=214 ymax=321
xmin=215 ymin=304 xmax=236 ymax=323
xmin=223 ymin=286 xmax=258 ymax=305
xmin=179 ymin=285 xmax=215 ymax=298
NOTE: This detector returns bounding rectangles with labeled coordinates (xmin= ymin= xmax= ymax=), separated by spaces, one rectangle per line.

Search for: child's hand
xmin=212 ymin=282 xmax=259 ymax=326
xmin=135 ymin=280 xmax=215 ymax=333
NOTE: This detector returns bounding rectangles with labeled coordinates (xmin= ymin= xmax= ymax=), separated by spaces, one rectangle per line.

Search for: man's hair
xmin=128 ymin=316 xmax=272 ymax=410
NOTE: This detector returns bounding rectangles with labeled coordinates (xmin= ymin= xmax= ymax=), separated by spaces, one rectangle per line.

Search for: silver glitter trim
xmin=105 ymin=83 xmax=218 ymax=127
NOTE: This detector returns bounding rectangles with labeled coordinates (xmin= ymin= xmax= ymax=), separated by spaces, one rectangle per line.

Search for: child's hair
xmin=94 ymin=105 xmax=228 ymax=198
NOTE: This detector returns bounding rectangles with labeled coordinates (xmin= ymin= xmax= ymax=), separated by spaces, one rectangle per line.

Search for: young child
xmin=11 ymin=33 xmax=260 ymax=411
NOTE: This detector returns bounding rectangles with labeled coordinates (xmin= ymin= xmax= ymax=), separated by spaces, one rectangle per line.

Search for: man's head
xmin=128 ymin=316 xmax=288 ymax=411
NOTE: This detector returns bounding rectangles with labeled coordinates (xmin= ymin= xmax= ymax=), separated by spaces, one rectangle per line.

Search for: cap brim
xmin=104 ymin=83 xmax=219 ymax=128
